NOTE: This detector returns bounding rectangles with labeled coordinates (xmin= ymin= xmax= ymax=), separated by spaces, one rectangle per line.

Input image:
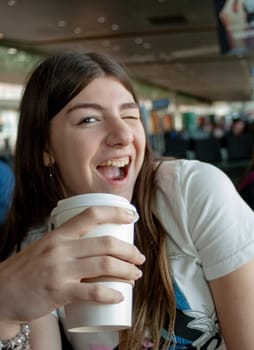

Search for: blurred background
xmin=1 ymin=0 xmax=254 ymax=184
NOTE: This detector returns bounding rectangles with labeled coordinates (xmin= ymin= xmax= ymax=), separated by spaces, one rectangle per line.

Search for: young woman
xmin=1 ymin=51 xmax=254 ymax=350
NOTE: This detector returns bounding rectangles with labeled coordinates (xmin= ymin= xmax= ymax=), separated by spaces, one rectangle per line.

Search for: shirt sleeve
xmin=180 ymin=160 xmax=254 ymax=280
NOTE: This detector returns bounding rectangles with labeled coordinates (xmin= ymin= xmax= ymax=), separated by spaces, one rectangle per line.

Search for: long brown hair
xmin=0 ymin=51 xmax=175 ymax=348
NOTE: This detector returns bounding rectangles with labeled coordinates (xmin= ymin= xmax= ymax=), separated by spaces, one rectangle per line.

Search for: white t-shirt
xmin=25 ymin=160 xmax=254 ymax=350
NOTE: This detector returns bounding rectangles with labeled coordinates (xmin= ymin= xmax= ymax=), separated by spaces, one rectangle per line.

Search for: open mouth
xmin=96 ymin=157 xmax=130 ymax=181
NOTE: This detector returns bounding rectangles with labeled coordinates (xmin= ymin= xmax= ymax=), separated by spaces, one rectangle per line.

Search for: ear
xmin=43 ymin=150 xmax=55 ymax=166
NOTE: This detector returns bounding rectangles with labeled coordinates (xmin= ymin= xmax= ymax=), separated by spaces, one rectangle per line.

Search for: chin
xmin=110 ymin=189 xmax=133 ymax=201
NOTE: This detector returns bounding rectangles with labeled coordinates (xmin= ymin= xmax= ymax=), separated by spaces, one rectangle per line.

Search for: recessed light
xmin=57 ymin=20 xmax=66 ymax=27
xmin=8 ymin=0 xmax=16 ymax=6
xmin=135 ymin=37 xmax=143 ymax=45
xmin=111 ymin=24 xmax=119 ymax=31
xmin=74 ymin=27 xmax=82 ymax=34
xmin=97 ymin=16 xmax=106 ymax=24
xmin=7 ymin=47 xmax=17 ymax=55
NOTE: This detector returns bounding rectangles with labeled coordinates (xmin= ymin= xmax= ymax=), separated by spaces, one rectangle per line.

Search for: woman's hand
xmin=0 ymin=206 xmax=145 ymax=324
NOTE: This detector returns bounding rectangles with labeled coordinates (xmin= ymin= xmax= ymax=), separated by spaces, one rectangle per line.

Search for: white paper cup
xmin=49 ymin=193 xmax=139 ymax=333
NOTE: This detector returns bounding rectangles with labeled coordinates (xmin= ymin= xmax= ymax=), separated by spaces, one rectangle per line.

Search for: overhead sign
xmin=152 ymin=98 xmax=170 ymax=110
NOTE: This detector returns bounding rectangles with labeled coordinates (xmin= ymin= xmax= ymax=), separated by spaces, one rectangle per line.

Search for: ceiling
xmin=0 ymin=0 xmax=254 ymax=103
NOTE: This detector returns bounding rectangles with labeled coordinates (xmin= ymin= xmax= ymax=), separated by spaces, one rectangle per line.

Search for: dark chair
xmin=163 ymin=136 xmax=188 ymax=158
xmin=226 ymin=133 xmax=253 ymax=161
xmin=193 ymin=138 xmax=222 ymax=163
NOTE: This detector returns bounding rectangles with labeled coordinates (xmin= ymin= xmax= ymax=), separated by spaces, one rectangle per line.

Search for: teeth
xmin=99 ymin=158 xmax=129 ymax=167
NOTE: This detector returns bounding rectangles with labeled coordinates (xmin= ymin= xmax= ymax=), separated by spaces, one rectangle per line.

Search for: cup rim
xmin=50 ymin=193 xmax=139 ymax=222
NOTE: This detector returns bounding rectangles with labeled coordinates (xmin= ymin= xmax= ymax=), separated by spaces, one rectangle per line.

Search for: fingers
xmin=39 ymin=235 xmax=144 ymax=284
xmin=64 ymin=255 xmax=143 ymax=282
xmin=42 ymin=230 xmax=145 ymax=266
xmin=51 ymin=206 xmax=136 ymax=240
xmin=64 ymin=236 xmax=145 ymax=265
xmin=65 ymin=281 xmax=125 ymax=304
xmin=37 ymin=205 xmax=145 ymax=308
xmin=37 ymin=232 xmax=145 ymax=289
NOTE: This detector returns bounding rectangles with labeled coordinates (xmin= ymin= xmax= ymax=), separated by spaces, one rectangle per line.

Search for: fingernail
xmin=135 ymin=268 xmax=143 ymax=278
xmin=140 ymin=254 xmax=146 ymax=262
xmin=116 ymin=291 xmax=124 ymax=302
xmin=126 ymin=209 xmax=136 ymax=220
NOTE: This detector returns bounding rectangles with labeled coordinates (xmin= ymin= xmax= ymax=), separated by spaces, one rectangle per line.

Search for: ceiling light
xmin=8 ymin=0 xmax=16 ymax=6
xmin=97 ymin=16 xmax=106 ymax=24
xmin=135 ymin=37 xmax=143 ymax=45
xmin=57 ymin=20 xmax=66 ymax=27
xmin=7 ymin=47 xmax=17 ymax=55
xmin=74 ymin=27 xmax=82 ymax=34
xmin=111 ymin=24 xmax=119 ymax=31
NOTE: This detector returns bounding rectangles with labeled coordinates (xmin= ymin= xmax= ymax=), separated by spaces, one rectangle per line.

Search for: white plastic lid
xmin=51 ymin=193 xmax=139 ymax=222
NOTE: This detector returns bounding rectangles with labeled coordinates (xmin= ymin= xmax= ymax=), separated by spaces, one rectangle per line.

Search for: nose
xmin=105 ymin=119 xmax=134 ymax=146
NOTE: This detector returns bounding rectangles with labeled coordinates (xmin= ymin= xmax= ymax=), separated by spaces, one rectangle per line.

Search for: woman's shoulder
xmin=155 ymin=158 xmax=224 ymax=184
xmin=154 ymin=158 xmax=237 ymax=206
xmin=157 ymin=158 xmax=222 ymax=173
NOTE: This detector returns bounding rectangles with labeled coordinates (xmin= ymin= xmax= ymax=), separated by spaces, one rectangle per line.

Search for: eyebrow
xmin=67 ymin=102 xmax=139 ymax=114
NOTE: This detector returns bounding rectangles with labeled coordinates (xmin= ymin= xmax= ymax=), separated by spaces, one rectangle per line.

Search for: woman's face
xmin=45 ymin=76 xmax=146 ymax=200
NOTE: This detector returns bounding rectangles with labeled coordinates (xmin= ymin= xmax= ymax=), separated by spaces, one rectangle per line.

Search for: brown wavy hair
xmin=0 ymin=51 xmax=175 ymax=349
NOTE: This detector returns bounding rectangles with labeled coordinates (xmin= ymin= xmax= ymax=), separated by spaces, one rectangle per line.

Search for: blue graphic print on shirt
xmin=113 ymin=280 xmax=222 ymax=350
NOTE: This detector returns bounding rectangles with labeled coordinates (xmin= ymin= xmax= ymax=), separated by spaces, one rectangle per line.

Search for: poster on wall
xmin=214 ymin=0 xmax=254 ymax=54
